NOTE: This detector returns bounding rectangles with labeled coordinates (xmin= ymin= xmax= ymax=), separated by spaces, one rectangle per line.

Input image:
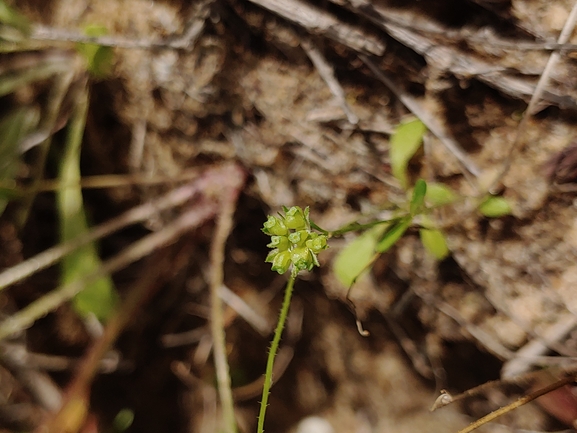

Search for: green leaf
xmin=0 ymin=1 xmax=31 ymax=38
xmin=57 ymin=90 xmax=118 ymax=321
xmin=478 ymin=196 xmax=512 ymax=218
xmin=420 ymin=228 xmax=450 ymax=260
xmin=0 ymin=185 xmax=21 ymax=201
xmin=333 ymin=225 xmax=387 ymax=287
xmin=0 ymin=107 xmax=38 ymax=216
xmin=113 ymin=408 xmax=134 ymax=432
xmin=375 ymin=217 xmax=411 ymax=253
xmin=426 ymin=183 xmax=458 ymax=207
xmin=390 ymin=118 xmax=427 ymax=189
xmin=410 ymin=179 xmax=427 ymax=216
xmin=76 ymin=25 xmax=114 ymax=78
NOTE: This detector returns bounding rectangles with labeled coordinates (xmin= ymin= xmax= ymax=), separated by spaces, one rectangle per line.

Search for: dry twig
xmin=208 ymin=164 xmax=246 ymax=433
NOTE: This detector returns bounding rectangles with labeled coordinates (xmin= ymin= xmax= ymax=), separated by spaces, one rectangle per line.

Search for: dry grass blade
xmin=0 ymin=162 xmax=244 ymax=341
xmin=208 ymin=164 xmax=246 ymax=433
xmin=488 ymin=0 xmax=577 ymax=193
xmin=30 ymin=0 xmax=213 ymax=50
xmin=359 ymin=54 xmax=482 ymax=181
xmin=36 ymin=249 xmax=177 ymax=433
xmin=0 ymin=201 xmax=218 ymax=341
xmin=301 ymin=37 xmax=358 ymax=125
xmin=0 ymin=178 xmax=202 ymax=290
xmin=246 ymin=0 xmax=384 ymax=55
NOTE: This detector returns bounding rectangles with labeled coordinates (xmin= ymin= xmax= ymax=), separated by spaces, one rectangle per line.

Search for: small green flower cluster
xmin=262 ymin=206 xmax=328 ymax=274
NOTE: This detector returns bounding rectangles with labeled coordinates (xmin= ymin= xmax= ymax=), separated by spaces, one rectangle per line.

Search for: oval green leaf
xmin=333 ymin=225 xmax=387 ymax=287
xmin=390 ymin=118 xmax=427 ymax=190
xmin=478 ymin=196 xmax=512 ymax=218
xmin=426 ymin=183 xmax=458 ymax=207
xmin=420 ymin=228 xmax=450 ymax=260
xmin=113 ymin=408 xmax=135 ymax=432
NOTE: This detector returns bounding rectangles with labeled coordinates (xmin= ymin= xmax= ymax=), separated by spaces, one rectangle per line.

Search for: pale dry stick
xmin=419 ymin=292 xmax=514 ymax=360
xmin=162 ymin=285 xmax=270 ymax=347
xmin=455 ymin=374 xmax=577 ymax=433
xmin=482 ymin=289 xmax=577 ymax=363
xmin=32 ymin=26 xmax=171 ymax=49
xmin=29 ymin=170 xmax=201 ymax=192
xmin=198 ymin=263 xmax=272 ymax=336
xmin=349 ymin=0 xmax=577 ymax=109
xmin=219 ymin=285 xmax=270 ymax=336
xmin=162 ymin=327 xmax=208 ymax=348
xmin=0 ymin=175 xmax=204 ymax=290
xmin=0 ymin=343 xmax=62 ymax=412
xmin=208 ymin=167 xmax=246 ymax=433
xmin=381 ymin=310 xmax=433 ymax=378
xmin=488 ymin=1 xmax=577 ymax=194
xmin=0 ymin=50 xmax=75 ymax=75
xmin=245 ymin=0 xmax=384 ymax=55
xmin=359 ymin=54 xmax=482 ymax=180
xmin=0 ymin=52 xmax=74 ymax=97
xmin=301 ymin=37 xmax=359 ymax=125
xmin=38 ymin=248 xmax=183 ymax=433
xmin=502 ymin=314 xmax=577 ymax=379
xmin=432 ymin=363 xmax=577 ymax=413
xmin=30 ymin=0 xmax=213 ymax=50
xmin=172 ymin=362 xmax=218 ymax=433
xmin=233 ymin=299 xmax=303 ymax=401
xmin=128 ymin=119 xmax=146 ymax=171
xmin=330 ymin=0 xmax=577 ymax=52
xmin=1 ymin=342 xmax=129 ymax=372
xmin=0 ymin=201 xmax=218 ymax=341
xmin=16 ymin=69 xmax=77 ymax=228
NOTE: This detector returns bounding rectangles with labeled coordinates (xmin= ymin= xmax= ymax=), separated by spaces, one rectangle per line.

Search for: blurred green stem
xmin=15 ymin=69 xmax=76 ymax=227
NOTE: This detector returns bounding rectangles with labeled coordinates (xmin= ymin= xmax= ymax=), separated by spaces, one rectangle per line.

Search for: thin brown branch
xmin=455 ymin=374 xmax=577 ymax=433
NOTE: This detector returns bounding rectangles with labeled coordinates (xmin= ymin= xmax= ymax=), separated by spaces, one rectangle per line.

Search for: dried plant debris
xmin=3 ymin=0 xmax=577 ymax=432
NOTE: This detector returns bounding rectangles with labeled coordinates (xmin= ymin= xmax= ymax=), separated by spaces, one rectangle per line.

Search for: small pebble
xmin=296 ymin=416 xmax=334 ymax=433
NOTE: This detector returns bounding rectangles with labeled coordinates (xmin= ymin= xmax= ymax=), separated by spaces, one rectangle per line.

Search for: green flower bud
xmin=262 ymin=216 xmax=288 ymax=236
xmin=284 ymin=206 xmax=306 ymax=230
xmin=271 ymin=250 xmax=292 ymax=274
xmin=288 ymin=230 xmax=309 ymax=247
xmin=310 ymin=250 xmax=320 ymax=267
xmin=265 ymin=249 xmax=279 ymax=263
xmin=306 ymin=235 xmax=328 ymax=253
xmin=291 ymin=247 xmax=313 ymax=271
xmin=267 ymin=235 xmax=290 ymax=251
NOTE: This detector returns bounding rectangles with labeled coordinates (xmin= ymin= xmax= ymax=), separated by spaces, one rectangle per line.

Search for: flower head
xmin=263 ymin=206 xmax=328 ymax=274
xmin=262 ymin=216 xmax=288 ymax=236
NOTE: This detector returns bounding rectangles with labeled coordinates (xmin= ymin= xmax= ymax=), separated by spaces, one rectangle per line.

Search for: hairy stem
xmin=257 ymin=268 xmax=298 ymax=433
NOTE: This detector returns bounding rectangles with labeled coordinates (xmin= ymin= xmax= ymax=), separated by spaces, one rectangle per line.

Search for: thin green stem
xmin=257 ymin=268 xmax=298 ymax=433
xmin=318 ymin=217 xmax=404 ymax=238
